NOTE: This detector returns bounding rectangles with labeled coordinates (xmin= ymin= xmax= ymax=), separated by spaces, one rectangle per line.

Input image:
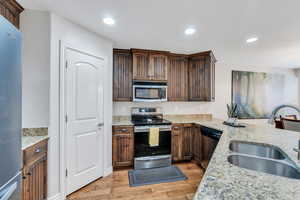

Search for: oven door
xmin=133 ymin=85 xmax=167 ymax=102
xmin=134 ymin=127 xmax=171 ymax=158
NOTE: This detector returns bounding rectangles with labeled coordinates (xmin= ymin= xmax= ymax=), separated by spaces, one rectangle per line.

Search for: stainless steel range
xmin=131 ymin=107 xmax=172 ymax=170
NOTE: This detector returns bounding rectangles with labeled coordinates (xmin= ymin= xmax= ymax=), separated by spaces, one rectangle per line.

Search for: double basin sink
xmin=228 ymin=141 xmax=300 ymax=179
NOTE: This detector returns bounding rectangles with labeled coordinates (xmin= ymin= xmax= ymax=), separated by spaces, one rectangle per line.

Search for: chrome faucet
xmin=268 ymin=104 xmax=300 ymax=124
xmin=293 ymin=140 xmax=300 ymax=160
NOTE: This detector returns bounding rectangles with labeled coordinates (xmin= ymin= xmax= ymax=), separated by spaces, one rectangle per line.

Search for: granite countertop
xmin=22 ymin=135 xmax=49 ymax=150
xmin=165 ymin=114 xmax=212 ymax=124
xmin=112 ymin=116 xmax=133 ymax=126
xmin=112 ymin=114 xmax=212 ymax=126
xmin=192 ymin=119 xmax=300 ymax=200
xmin=22 ymin=128 xmax=49 ymax=150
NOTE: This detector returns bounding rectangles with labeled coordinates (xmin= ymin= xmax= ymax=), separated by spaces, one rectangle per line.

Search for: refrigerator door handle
xmin=0 ymin=182 xmax=17 ymax=200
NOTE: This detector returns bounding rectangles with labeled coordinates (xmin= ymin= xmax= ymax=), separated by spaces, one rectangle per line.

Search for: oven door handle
xmin=134 ymin=128 xmax=172 ymax=133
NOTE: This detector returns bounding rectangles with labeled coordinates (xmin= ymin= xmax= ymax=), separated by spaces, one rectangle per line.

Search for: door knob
xmin=98 ymin=123 xmax=104 ymax=127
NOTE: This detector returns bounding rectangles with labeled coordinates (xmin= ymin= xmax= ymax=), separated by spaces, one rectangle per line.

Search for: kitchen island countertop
xmin=192 ymin=119 xmax=300 ymax=200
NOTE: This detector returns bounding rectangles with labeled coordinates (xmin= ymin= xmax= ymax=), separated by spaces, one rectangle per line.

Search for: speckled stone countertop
xmin=22 ymin=128 xmax=49 ymax=150
xmin=165 ymin=114 xmax=212 ymax=123
xmin=22 ymin=135 xmax=49 ymax=150
xmin=193 ymin=119 xmax=300 ymax=200
xmin=113 ymin=116 xmax=133 ymax=126
xmin=112 ymin=114 xmax=212 ymax=126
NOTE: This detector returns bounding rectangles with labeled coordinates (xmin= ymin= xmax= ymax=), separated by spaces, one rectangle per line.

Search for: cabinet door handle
xmin=35 ymin=148 xmax=41 ymax=153
xmin=27 ymin=172 xmax=31 ymax=176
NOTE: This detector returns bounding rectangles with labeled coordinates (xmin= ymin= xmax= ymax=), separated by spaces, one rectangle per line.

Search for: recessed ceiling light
xmin=103 ymin=17 xmax=115 ymax=25
xmin=246 ymin=37 xmax=258 ymax=43
xmin=185 ymin=28 xmax=196 ymax=35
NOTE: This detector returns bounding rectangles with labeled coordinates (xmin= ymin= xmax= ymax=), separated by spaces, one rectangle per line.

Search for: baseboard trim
xmin=104 ymin=166 xmax=113 ymax=177
xmin=48 ymin=193 xmax=62 ymax=200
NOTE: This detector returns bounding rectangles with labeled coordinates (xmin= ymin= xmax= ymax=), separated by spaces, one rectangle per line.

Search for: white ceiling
xmin=18 ymin=0 xmax=300 ymax=68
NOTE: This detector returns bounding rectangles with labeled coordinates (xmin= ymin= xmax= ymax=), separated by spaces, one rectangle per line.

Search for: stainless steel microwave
xmin=133 ymin=82 xmax=167 ymax=102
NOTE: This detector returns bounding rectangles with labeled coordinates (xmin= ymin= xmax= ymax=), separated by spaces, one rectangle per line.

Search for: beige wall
xmin=113 ymin=63 xmax=299 ymax=124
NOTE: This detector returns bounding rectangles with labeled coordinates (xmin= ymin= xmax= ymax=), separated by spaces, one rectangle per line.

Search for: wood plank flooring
xmin=67 ymin=162 xmax=204 ymax=200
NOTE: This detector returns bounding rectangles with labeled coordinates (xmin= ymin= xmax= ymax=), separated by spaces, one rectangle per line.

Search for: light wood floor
xmin=67 ymin=162 xmax=204 ymax=200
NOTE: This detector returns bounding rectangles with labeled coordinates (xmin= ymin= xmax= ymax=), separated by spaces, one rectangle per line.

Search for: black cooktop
xmin=131 ymin=115 xmax=172 ymax=126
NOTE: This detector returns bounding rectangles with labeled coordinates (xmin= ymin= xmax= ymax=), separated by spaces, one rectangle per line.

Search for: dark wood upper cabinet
xmin=132 ymin=50 xmax=150 ymax=81
xmin=113 ymin=48 xmax=216 ymax=102
xmin=113 ymin=49 xmax=133 ymax=101
xmin=0 ymin=0 xmax=24 ymax=29
xmin=149 ymin=53 xmax=168 ymax=81
xmin=188 ymin=51 xmax=216 ymax=101
xmin=132 ymin=49 xmax=169 ymax=82
xmin=168 ymin=54 xmax=189 ymax=101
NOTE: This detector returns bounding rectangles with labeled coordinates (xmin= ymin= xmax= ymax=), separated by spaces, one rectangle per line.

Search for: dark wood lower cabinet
xmin=171 ymin=123 xmax=217 ymax=170
xmin=171 ymin=124 xmax=194 ymax=161
xmin=193 ymin=126 xmax=202 ymax=165
xmin=22 ymin=156 xmax=47 ymax=200
xmin=111 ymin=123 xmax=215 ymax=169
xmin=112 ymin=126 xmax=134 ymax=167
xmin=22 ymin=139 xmax=48 ymax=200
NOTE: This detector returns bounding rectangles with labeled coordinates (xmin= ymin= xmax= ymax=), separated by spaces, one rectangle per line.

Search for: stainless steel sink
xmin=229 ymin=141 xmax=286 ymax=160
xmin=228 ymin=155 xmax=300 ymax=179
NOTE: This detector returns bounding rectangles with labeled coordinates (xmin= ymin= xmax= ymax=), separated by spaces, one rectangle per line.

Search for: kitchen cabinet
xmin=171 ymin=124 xmax=193 ymax=161
xmin=149 ymin=53 xmax=168 ymax=81
xmin=188 ymin=51 xmax=216 ymax=101
xmin=0 ymin=0 xmax=24 ymax=28
xmin=132 ymin=49 xmax=169 ymax=82
xmin=132 ymin=50 xmax=150 ymax=81
xmin=22 ymin=139 xmax=48 ymax=200
xmin=112 ymin=125 xmax=134 ymax=167
xmin=193 ymin=125 xmax=202 ymax=165
xmin=113 ymin=48 xmax=216 ymax=102
xmin=168 ymin=54 xmax=189 ymax=101
xmin=113 ymin=49 xmax=133 ymax=101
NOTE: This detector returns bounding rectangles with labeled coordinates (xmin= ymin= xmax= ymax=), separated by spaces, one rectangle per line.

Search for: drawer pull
xmin=116 ymin=129 xmax=128 ymax=133
xmin=173 ymin=127 xmax=180 ymax=130
xmin=27 ymin=172 xmax=31 ymax=176
xmin=35 ymin=148 xmax=41 ymax=153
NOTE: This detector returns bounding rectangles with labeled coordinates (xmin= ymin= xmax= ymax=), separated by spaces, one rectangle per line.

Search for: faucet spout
xmin=268 ymin=104 xmax=300 ymax=124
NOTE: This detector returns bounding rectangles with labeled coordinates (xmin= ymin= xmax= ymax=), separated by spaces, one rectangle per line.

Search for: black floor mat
xmin=128 ymin=166 xmax=187 ymax=187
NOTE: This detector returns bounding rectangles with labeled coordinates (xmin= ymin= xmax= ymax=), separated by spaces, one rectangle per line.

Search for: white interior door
xmin=65 ymin=47 xmax=104 ymax=195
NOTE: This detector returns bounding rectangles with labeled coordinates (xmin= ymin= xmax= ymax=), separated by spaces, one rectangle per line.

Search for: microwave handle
xmin=159 ymin=89 xmax=162 ymax=99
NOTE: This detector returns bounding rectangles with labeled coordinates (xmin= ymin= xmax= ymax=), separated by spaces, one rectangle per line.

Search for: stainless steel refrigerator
xmin=0 ymin=16 xmax=22 ymax=200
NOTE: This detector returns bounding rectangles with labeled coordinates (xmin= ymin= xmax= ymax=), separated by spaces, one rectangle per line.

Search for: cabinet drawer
xmin=113 ymin=126 xmax=133 ymax=135
xmin=172 ymin=123 xmax=194 ymax=130
xmin=23 ymin=139 xmax=48 ymax=165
